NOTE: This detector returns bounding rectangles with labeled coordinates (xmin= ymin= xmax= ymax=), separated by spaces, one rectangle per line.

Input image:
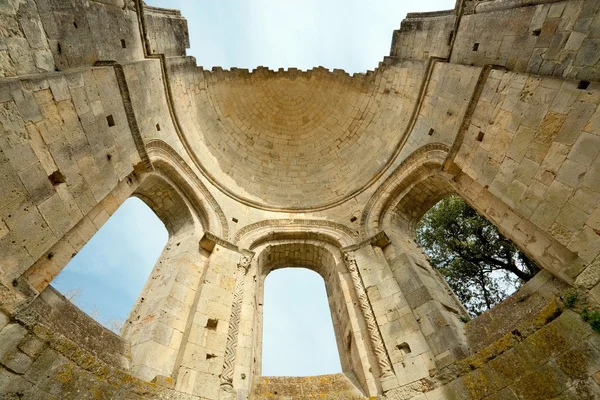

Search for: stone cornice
xmin=341 ymin=231 xmax=391 ymax=253
xmin=199 ymin=232 xmax=254 ymax=257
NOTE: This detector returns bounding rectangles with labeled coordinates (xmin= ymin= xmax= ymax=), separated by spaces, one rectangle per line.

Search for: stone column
xmin=123 ymin=227 xmax=206 ymax=382
xmin=220 ymin=254 xmax=252 ymax=397
xmin=384 ymin=228 xmax=469 ymax=368
xmin=343 ymin=252 xmax=394 ymax=379
xmin=171 ymin=233 xmax=253 ymax=400
xmin=347 ymin=232 xmax=438 ymax=394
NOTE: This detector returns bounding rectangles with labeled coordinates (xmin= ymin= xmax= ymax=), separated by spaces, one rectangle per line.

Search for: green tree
xmin=416 ymin=195 xmax=539 ymax=316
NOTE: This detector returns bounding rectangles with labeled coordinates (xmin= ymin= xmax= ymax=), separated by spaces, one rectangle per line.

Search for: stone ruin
xmin=1 ymin=0 xmax=600 ymax=398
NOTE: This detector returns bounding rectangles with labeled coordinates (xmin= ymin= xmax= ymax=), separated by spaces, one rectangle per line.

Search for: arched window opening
xmin=262 ymin=268 xmax=342 ymax=376
xmin=51 ymin=197 xmax=168 ymax=333
xmin=416 ymin=195 xmax=540 ymax=317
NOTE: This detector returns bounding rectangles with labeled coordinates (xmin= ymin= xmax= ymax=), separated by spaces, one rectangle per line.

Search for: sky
xmin=53 ymin=0 xmax=455 ymax=377
xmin=145 ymin=0 xmax=454 ymax=73
xmin=262 ymin=268 xmax=341 ymax=376
xmin=52 ymin=197 xmax=168 ymax=329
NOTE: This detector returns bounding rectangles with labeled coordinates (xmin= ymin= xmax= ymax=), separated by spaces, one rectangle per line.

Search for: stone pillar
xmin=342 ymin=252 xmax=394 ymax=379
xmin=348 ymin=234 xmax=437 ymax=394
xmin=172 ymin=233 xmax=253 ymax=400
xmin=122 ymin=227 xmax=205 ymax=382
xmin=384 ymin=228 xmax=469 ymax=369
xmin=219 ymin=254 xmax=252 ymax=398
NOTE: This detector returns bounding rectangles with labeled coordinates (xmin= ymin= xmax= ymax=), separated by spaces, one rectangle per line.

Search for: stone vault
xmin=1 ymin=0 xmax=600 ymax=399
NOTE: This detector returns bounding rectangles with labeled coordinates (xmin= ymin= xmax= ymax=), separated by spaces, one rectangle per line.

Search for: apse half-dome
xmin=172 ymin=63 xmax=421 ymax=210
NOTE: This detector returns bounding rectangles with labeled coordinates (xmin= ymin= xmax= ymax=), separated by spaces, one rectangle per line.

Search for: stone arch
xmin=146 ymin=139 xmax=228 ymax=238
xmin=234 ymin=219 xmax=359 ymax=249
xmin=384 ymin=173 xmax=454 ymax=237
xmin=249 ymin=235 xmax=382 ymax=397
xmin=361 ymin=143 xmax=450 ymax=238
xmin=358 ymin=145 xmax=589 ymax=379
xmin=17 ymin=143 xmax=225 ymax=382
xmin=258 ymin=241 xmax=341 ymax=279
xmin=133 ymin=172 xmax=195 ymax=236
xmin=20 ymin=145 xmax=214 ymax=295
xmin=363 ymin=144 xmax=583 ymax=285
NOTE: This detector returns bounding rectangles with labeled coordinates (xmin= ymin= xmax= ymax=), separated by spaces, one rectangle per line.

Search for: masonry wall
xmin=452 ymin=0 xmax=600 ymax=81
xmin=454 ymin=69 xmax=600 ymax=286
xmin=0 ymin=66 xmax=142 ymax=309
xmin=0 ymin=299 xmax=199 ymax=399
xmin=1 ymin=0 xmax=600 ymax=399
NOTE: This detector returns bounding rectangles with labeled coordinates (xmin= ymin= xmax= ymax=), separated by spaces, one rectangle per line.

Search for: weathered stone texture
xmin=253 ymin=374 xmax=365 ymax=400
xmin=0 ymin=0 xmax=599 ymax=399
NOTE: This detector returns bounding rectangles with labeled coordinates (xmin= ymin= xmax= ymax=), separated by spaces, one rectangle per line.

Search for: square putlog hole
xmin=472 ymin=42 xmax=479 ymax=51
xmin=476 ymin=131 xmax=485 ymax=142
xmin=48 ymin=170 xmax=66 ymax=186
xmin=106 ymin=115 xmax=115 ymax=127
xmin=397 ymin=342 xmax=411 ymax=354
xmin=428 ymin=128 xmax=435 ymax=136
xmin=121 ymin=39 xmax=127 ymax=48
xmin=578 ymin=81 xmax=590 ymax=90
xmin=206 ymin=318 xmax=218 ymax=330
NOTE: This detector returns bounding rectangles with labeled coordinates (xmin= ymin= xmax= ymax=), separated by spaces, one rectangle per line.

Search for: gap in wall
xmin=51 ymin=197 xmax=168 ymax=333
xmin=416 ymin=195 xmax=540 ymax=317
xmin=262 ymin=268 xmax=343 ymax=376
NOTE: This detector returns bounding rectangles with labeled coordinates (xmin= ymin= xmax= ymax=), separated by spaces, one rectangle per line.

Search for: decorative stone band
xmin=220 ymin=255 xmax=253 ymax=393
xmin=343 ymin=252 xmax=395 ymax=379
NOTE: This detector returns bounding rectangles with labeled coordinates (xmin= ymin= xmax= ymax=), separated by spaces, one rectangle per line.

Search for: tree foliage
xmin=416 ymin=195 xmax=539 ymax=316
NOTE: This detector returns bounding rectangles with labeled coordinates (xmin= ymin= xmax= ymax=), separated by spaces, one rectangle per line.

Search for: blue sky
xmin=52 ymin=197 xmax=168 ymax=328
xmin=262 ymin=268 xmax=341 ymax=376
xmin=54 ymin=0 xmax=454 ymax=376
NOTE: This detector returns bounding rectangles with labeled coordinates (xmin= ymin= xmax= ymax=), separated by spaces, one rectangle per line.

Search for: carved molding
xmin=360 ymin=143 xmax=450 ymax=238
xmin=234 ymin=219 xmax=359 ymax=243
xmin=147 ymin=139 xmax=228 ymax=238
xmin=220 ymin=254 xmax=253 ymax=393
xmin=234 ymin=219 xmax=359 ymax=248
xmin=343 ymin=252 xmax=394 ymax=379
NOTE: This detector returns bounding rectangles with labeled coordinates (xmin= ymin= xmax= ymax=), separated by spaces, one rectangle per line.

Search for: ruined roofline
xmin=143 ymin=4 xmax=184 ymax=17
xmin=404 ymin=9 xmax=456 ymax=19
xmin=195 ymin=60 xmax=404 ymax=83
xmin=145 ymin=2 xmax=451 ymax=81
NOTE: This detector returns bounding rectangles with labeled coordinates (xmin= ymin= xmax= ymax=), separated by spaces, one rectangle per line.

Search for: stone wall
xmin=452 ymin=0 xmax=600 ymax=81
xmin=0 ymin=0 xmax=599 ymax=399
xmin=415 ymin=303 xmax=600 ymax=399
xmin=454 ymin=69 xmax=600 ymax=284
xmin=0 ymin=66 xmax=142 ymax=309
xmin=0 ymin=291 xmax=198 ymax=399
xmin=142 ymin=6 xmax=189 ymax=57
xmin=252 ymin=374 xmax=365 ymax=400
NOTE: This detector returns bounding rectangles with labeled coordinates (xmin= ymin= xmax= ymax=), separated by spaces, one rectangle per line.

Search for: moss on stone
xmin=511 ymin=363 xmax=569 ymax=400
xmin=556 ymin=347 xmax=589 ymax=379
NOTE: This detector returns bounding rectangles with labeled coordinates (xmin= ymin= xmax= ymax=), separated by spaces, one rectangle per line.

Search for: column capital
xmin=237 ymin=254 xmax=253 ymax=273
